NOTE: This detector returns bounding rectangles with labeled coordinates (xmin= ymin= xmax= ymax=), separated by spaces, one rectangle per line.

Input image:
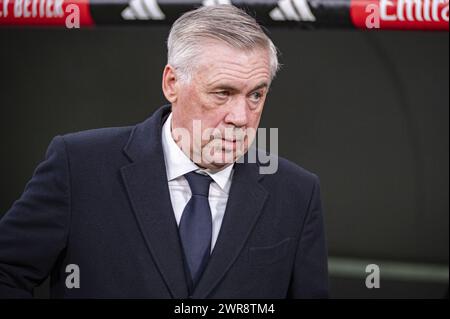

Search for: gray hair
xmin=167 ymin=5 xmax=280 ymax=83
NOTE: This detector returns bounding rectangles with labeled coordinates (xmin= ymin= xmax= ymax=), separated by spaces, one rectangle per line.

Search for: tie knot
xmin=184 ymin=171 xmax=213 ymax=197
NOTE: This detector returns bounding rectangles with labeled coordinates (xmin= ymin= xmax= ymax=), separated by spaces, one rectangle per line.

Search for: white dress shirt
xmin=161 ymin=113 xmax=234 ymax=252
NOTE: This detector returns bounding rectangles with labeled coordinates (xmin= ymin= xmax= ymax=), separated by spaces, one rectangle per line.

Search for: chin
xmin=202 ymin=154 xmax=236 ymax=169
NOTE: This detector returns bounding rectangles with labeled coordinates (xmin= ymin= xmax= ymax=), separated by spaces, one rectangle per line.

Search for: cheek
xmin=248 ymin=110 xmax=263 ymax=128
xmin=180 ymin=89 xmax=199 ymax=109
xmin=176 ymin=90 xmax=207 ymax=125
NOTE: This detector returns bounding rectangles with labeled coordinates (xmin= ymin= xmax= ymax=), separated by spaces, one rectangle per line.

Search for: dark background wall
xmin=0 ymin=26 xmax=448 ymax=298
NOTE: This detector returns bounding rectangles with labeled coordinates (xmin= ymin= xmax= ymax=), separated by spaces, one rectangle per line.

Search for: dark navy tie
xmin=179 ymin=171 xmax=213 ymax=289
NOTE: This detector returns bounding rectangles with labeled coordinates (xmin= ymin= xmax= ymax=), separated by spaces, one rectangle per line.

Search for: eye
xmin=214 ymin=91 xmax=230 ymax=98
xmin=249 ymin=91 xmax=263 ymax=103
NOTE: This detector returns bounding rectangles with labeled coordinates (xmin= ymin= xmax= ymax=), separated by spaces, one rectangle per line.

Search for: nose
xmin=224 ymin=96 xmax=248 ymax=127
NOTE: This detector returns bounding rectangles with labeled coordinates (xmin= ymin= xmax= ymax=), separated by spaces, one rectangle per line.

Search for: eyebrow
xmin=211 ymin=82 xmax=269 ymax=92
xmin=251 ymin=82 xmax=269 ymax=92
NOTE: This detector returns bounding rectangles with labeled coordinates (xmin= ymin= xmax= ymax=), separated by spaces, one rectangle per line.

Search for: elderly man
xmin=0 ymin=5 xmax=328 ymax=298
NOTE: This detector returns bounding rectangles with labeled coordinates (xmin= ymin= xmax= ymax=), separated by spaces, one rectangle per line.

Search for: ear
xmin=162 ymin=64 xmax=179 ymax=104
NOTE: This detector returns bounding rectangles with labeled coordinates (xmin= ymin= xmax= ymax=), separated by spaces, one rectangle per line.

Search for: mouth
xmin=221 ymin=139 xmax=237 ymax=145
xmin=220 ymin=139 xmax=247 ymax=154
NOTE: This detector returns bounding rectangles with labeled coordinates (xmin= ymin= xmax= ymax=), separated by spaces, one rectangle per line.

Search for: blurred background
xmin=0 ymin=23 xmax=448 ymax=298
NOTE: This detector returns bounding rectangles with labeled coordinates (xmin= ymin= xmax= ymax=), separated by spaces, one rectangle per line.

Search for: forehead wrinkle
xmin=207 ymin=57 xmax=265 ymax=69
xmin=201 ymin=47 xmax=268 ymax=66
xmin=200 ymin=56 xmax=269 ymax=77
xmin=206 ymin=67 xmax=271 ymax=88
xmin=210 ymin=59 xmax=268 ymax=72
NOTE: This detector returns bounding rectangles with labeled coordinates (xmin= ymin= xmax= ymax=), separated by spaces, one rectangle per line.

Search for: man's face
xmin=164 ymin=41 xmax=271 ymax=170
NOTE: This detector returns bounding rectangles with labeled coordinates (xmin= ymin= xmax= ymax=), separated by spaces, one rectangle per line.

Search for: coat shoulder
xmin=263 ymin=153 xmax=319 ymax=187
xmin=58 ymin=125 xmax=134 ymax=157
xmin=278 ymin=156 xmax=318 ymax=181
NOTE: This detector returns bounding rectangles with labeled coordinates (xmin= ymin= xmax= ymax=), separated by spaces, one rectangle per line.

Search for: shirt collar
xmin=161 ymin=113 xmax=234 ymax=192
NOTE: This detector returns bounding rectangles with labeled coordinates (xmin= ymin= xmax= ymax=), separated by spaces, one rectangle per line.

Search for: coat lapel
xmin=120 ymin=105 xmax=189 ymax=298
xmin=192 ymin=158 xmax=268 ymax=298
